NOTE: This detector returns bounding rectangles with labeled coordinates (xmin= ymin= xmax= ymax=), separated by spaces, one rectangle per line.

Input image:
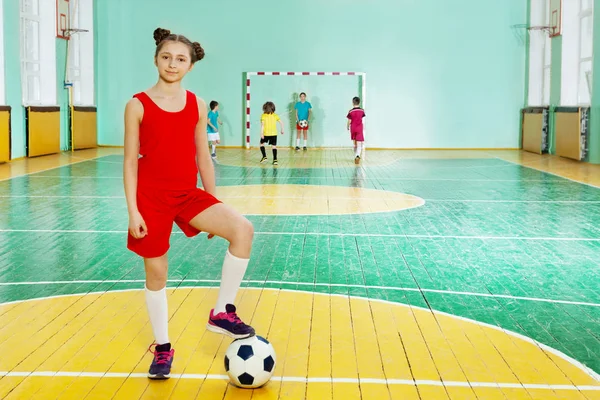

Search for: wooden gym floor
xmin=0 ymin=148 xmax=599 ymax=399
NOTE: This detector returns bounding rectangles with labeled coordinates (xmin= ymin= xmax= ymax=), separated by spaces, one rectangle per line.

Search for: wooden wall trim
xmin=28 ymin=106 xmax=60 ymax=112
xmin=73 ymin=106 xmax=97 ymax=112
xmin=522 ymin=106 xmax=548 ymax=114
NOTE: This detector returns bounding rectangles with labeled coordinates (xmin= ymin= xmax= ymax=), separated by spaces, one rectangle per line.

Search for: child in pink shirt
xmin=346 ymin=96 xmax=366 ymax=164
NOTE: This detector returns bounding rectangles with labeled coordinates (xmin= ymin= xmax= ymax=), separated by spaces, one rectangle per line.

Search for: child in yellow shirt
xmin=260 ymin=101 xmax=285 ymax=165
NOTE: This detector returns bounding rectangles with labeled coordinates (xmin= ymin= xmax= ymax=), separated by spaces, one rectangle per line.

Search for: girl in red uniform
xmin=124 ymin=28 xmax=255 ymax=380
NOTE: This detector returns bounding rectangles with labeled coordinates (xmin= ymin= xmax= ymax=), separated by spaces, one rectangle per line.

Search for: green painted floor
xmin=1 ymin=154 xmax=599 ymax=374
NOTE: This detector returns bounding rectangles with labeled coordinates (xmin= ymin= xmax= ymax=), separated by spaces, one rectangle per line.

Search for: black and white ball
xmin=224 ymin=335 xmax=276 ymax=388
xmin=298 ymin=120 xmax=308 ymax=128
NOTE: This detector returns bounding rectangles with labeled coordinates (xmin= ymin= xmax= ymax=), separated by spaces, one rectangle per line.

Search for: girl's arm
xmin=195 ymin=97 xmax=216 ymax=196
xmin=261 ymin=121 xmax=265 ymax=138
xmin=123 ymin=98 xmax=147 ymax=238
xmin=279 ymin=120 xmax=285 ymax=135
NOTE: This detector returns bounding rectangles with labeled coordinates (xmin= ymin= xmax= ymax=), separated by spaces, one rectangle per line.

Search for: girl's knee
xmin=241 ymin=217 xmax=254 ymax=238
xmin=145 ymin=270 xmax=167 ymax=289
xmin=144 ymin=256 xmax=168 ymax=284
xmin=234 ymin=217 xmax=254 ymax=243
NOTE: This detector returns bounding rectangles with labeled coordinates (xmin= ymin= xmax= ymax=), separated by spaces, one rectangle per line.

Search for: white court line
xmin=2 ymin=194 xmax=600 ymax=204
xmin=0 ymin=286 xmax=597 ymax=381
xmin=0 ymin=278 xmax=598 ymax=308
xmin=0 ymin=370 xmax=597 ymax=390
xmin=21 ymin=175 xmax=572 ymax=183
xmin=1 ymin=228 xmax=599 ymax=242
xmin=254 ymin=232 xmax=600 ymax=242
xmin=425 ymin=199 xmax=600 ymax=204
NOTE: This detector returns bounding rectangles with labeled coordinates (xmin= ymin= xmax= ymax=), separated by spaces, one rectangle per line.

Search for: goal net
xmin=245 ymin=72 xmax=366 ymax=149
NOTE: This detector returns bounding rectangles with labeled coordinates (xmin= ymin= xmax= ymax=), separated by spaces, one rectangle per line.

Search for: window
xmin=578 ymin=0 xmax=593 ymax=105
xmin=527 ymin=0 xmax=552 ymax=106
xmin=20 ymin=0 xmax=41 ymax=104
xmin=19 ymin=0 xmax=56 ymax=105
xmin=67 ymin=0 xmax=94 ymax=106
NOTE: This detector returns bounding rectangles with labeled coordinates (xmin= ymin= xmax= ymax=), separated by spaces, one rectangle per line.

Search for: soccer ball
xmin=298 ymin=120 xmax=308 ymax=128
xmin=224 ymin=335 xmax=276 ymax=388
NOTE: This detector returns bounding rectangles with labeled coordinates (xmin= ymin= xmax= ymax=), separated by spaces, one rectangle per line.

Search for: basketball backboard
xmin=56 ymin=0 xmax=69 ymax=39
xmin=549 ymin=0 xmax=562 ymax=37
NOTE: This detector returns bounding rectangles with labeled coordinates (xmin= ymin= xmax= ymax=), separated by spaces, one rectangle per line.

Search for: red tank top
xmin=134 ymin=90 xmax=199 ymax=190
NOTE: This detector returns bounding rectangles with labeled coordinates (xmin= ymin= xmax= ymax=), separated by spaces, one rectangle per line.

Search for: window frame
xmin=577 ymin=0 xmax=594 ymax=105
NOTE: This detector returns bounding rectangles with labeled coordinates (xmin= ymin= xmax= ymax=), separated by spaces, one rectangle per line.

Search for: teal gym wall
xmin=98 ymin=0 xmax=527 ymax=148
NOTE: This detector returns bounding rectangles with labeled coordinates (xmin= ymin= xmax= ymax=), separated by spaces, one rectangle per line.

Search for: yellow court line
xmin=0 ymin=148 xmax=122 ymax=181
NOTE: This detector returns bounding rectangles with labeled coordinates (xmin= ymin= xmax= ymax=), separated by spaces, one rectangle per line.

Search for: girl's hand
xmin=261 ymin=134 xmax=265 ymax=140
xmin=207 ymin=233 xmax=215 ymax=239
xmin=281 ymin=130 xmax=284 ymax=135
xmin=129 ymin=211 xmax=148 ymax=239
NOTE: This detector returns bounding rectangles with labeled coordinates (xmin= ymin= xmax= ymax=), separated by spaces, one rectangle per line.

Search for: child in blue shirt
xmin=294 ymin=92 xmax=312 ymax=151
xmin=207 ymin=100 xmax=222 ymax=158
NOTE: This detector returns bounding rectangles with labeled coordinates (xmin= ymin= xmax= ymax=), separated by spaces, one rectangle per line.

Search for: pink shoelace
xmin=215 ymin=310 xmax=243 ymax=324
xmin=148 ymin=343 xmax=173 ymax=365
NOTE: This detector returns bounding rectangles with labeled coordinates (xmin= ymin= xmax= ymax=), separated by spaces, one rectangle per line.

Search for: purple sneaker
xmin=148 ymin=343 xmax=174 ymax=380
xmin=206 ymin=304 xmax=255 ymax=339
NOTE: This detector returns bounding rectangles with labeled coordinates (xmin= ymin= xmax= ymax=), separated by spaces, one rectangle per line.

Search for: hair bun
xmin=192 ymin=42 xmax=205 ymax=61
xmin=153 ymin=28 xmax=171 ymax=45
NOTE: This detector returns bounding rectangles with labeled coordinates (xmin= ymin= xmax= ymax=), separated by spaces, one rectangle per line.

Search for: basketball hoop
xmin=527 ymin=25 xmax=554 ymax=36
xmin=511 ymin=24 xmax=554 ymax=46
xmin=62 ymin=28 xmax=89 ymax=38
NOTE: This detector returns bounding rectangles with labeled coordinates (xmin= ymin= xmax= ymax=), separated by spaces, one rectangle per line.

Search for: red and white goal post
xmin=244 ymin=71 xmax=367 ymax=149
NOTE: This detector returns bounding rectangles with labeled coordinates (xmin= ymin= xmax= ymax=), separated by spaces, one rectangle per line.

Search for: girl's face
xmin=155 ymin=41 xmax=193 ymax=83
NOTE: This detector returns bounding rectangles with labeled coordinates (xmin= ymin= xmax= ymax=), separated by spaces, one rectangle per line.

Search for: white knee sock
xmin=214 ymin=250 xmax=250 ymax=314
xmin=296 ymin=138 xmax=300 ymax=147
xmin=304 ymin=139 xmax=307 ymax=147
xmin=356 ymin=142 xmax=362 ymax=157
xmin=211 ymin=143 xmax=216 ymax=154
xmin=145 ymin=286 xmax=170 ymax=345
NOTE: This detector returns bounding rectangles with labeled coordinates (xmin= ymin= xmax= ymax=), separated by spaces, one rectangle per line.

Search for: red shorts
xmin=296 ymin=122 xmax=309 ymax=131
xmin=351 ymin=129 xmax=364 ymax=142
xmin=127 ymin=187 xmax=221 ymax=258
